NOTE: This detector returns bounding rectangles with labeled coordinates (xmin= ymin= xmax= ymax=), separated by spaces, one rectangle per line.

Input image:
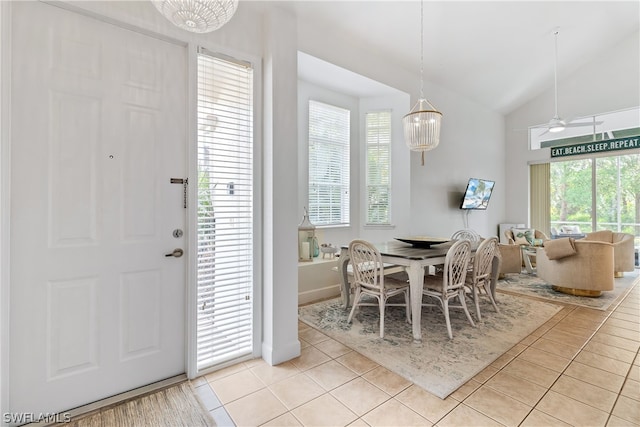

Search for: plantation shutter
xmin=196 ymin=48 xmax=254 ymax=371
xmin=365 ymin=111 xmax=392 ymax=225
xmin=308 ymin=100 xmax=351 ymax=226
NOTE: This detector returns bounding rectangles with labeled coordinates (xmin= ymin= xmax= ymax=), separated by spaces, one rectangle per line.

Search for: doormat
xmin=298 ymin=293 xmax=561 ymax=399
xmin=62 ymin=382 xmax=215 ymax=427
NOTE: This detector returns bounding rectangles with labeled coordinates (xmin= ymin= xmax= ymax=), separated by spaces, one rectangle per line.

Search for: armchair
xmin=583 ymin=230 xmax=635 ymax=277
xmin=536 ymin=240 xmax=614 ymax=296
xmin=503 ymin=228 xmax=549 ymax=271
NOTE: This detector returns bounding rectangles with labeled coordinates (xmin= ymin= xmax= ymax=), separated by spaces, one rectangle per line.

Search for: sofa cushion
xmin=543 ymin=237 xmax=577 ymax=260
xmin=511 ymin=228 xmax=534 ymax=245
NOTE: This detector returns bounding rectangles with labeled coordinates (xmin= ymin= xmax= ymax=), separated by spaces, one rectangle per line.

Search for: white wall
xmin=505 ymin=30 xmax=640 ymax=226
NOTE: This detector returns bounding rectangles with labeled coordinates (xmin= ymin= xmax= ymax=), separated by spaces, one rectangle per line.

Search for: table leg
xmin=406 ymin=262 xmax=425 ymax=342
xmin=490 ymin=255 xmax=500 ymax=300
xmin=522 ymin=249 xmax=534 ymax=274
xmin=338 ymin=248 xmax=351 ymax=309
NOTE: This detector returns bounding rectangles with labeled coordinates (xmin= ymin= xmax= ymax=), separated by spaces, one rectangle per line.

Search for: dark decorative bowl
xmin=394 ymin=237 xmax=450 ymax=248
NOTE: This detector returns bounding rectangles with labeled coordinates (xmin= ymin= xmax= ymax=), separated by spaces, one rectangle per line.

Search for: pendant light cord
xmin=553 ymin=29 xmax=559 ymax=119
xmin=420 ymin=0 xmax=424 ymax=100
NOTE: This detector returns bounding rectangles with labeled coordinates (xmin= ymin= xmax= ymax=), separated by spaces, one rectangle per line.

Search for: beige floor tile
xmin=346 ymin=418 xmax=370 ymax=427
xmin=611 ymin=395 xmax=640 ymax=424
xmin=268 ymin=373 xmax=325 ymax=410
xmin=599 ymin=324 xmax=640 ymax=342
xmin=591 ymin=331 xmax=640 ymax=353
xmin=299 ymin=321 xmax=311 ymax=332
xmin=628 ymin=365 xmax=640 ymax=382
xmin=299 ymin=328 xmax=331 ymax=345
xmin=361 ymin=398 xmax=431 ymax=427
xmin=315 ymin=338 xmax=352 ymax=358
xmin=530 ymin=337 xmax=581 ymax=359
xmin=518 ymin=334 xmax=538 ymax=346
xmin=306 ymin=360 xmax=358 ymax=391
xmin=396 ymin=384 xmax=458 ymax=423
xmin=300 ymin=337 xmax=311 ymax=349
xmin=605 ymin=317 xmax=640 ymax=333
xmin=607 ymin=414 xmax=638 ymax=426
xmin=541 ymin=327 xmax=591 ymax=348
xmin=209 ymin=369 xmax=266 ymax=404
xmin=464 ymin=385 xmax=531 ymax=426
xmin=583 ymin=340 xmax=637 ymax=364
xmin=621 ymin=379 xmax=640 ymax=401
xmin=330 ymin=378 xmax=391 ymax=417
xmin=610 ymin=311 xmax=640 ymax=324
xmin=362 ymin=366 xmax=411 ymax=396
xmin=501 ymin=358 xmax=560 ymax=388
xmin=574 ymin=350 xmax=631 ymax=377
xmin=336 ymin=351 xmax=379 ymax=375
xmin=560 ymin=314 xmax=602 ymax=331
xmin=571 ymin=307 xmax=609 ymax=322
xmin=518 ymin=346 xmax=571 ymax=372
xmin=250 ymin=360 xmax=300 ymax=385
xmin=244 ymin=357 xmax=265 ymax=368
xmin=436 ymin=403 xmax=503 ymax=427
xmin=550 ymin=375 xmax=617 ymax=412
xmin=484 ymin=371 xmax=547 ymax=406
xmin=225 ymin=388 xmax=288 ymax=427
xmin=204 ymin=362 xmax=248 ymax=382
xmin=564 ymin=361 xmax=626 ymax=393
xmin=290 ymin=346 xmax=332 ymax=371
xmin=520 ymin=409 xmax=572 ymax=427
xmin=489 ymin=352 xmax=516 ymax=370
xmin=552 ymin=322 xmax=597 ymax=340
xmin=536 ymin=390 xmax=609 ymax=426
xmin=261 ymin=412 xmax=302 ymax=426
xmin=472 ymin=364 xmax=499 ymax=383
xmin=449 ymin=379 xmax=481 ymax=402
xmin=291 ymin=393 xmax=358 ymax=427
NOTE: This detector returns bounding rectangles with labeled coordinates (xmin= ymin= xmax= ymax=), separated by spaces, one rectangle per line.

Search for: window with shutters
xmin=308 ymin=100 xmax=350 ymax=226
xmin=365 ymin=111 xmax=392 ymax=225
xmin=196 ymin=48 xmax=253 ymax=371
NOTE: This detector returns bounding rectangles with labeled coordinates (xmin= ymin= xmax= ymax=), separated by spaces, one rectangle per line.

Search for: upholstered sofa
xmin=582 ymin=230 xmax=635 ymax=277
xmin=536 ymin=239 xmax=614 ymax=296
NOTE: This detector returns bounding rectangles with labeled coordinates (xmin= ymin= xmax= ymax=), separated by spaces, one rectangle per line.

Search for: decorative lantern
xmin=298 ymin=207 xmax=316 ymax=262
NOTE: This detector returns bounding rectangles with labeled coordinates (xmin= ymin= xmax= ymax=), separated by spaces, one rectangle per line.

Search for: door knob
xmin=165 ymin=248 xmax=184 ymax=258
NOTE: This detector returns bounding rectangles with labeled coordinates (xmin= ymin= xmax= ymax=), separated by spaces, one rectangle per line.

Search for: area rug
xmin=497 ymin=271 xmax=639 ymax=311
xmin=298 ymin=293 xmax=562 ymax=399
xmin=64 ymin=382 xmax=215 ymax=427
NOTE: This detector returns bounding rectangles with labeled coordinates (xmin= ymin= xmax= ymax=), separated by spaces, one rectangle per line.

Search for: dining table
xmin=337 ymin=240 xmax=501 ymax=342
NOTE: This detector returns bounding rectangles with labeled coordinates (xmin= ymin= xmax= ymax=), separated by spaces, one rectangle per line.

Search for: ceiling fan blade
xmin=564 ymin=121 xmax=604 ymax=128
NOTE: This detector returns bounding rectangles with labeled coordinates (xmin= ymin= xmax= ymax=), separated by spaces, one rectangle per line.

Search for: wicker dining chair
xmin=347 ymin=239 xmax=411 ymax=338
xmin=466 ymin=236 xmax=500 ymax=320
xmin=450 ymin=228 xmax=482 ymax=242
xmin=423 ymin=239 xmax=475 ymax=339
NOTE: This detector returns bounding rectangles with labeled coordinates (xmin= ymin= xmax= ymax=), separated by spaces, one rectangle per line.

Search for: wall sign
xmin=550 ymin=136 xmax=640 ymax=158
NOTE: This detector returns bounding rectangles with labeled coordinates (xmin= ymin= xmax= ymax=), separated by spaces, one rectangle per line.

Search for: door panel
xmin=10 ymin=2 xmax=186 ymax=414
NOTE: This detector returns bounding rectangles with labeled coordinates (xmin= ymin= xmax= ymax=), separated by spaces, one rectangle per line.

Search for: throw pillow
xmin=511 ymin=228 xmax=534 ymax=245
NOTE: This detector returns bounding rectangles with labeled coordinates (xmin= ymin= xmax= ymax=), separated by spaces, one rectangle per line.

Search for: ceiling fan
xmin=532 ymin=28 xmax=602 ymax=136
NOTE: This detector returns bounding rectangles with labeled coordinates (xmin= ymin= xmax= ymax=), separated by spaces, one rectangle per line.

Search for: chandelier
xmin=151 ymin=0 xmax=239 ymax=33
xmin=402 ymin=0 xmax=442 ymax=166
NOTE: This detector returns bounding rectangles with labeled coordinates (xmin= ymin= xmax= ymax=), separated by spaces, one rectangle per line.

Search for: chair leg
xmin=404 ymin=290 xmax=412 ymax=324
xmin=378 ymin=296 xmax=385 ymax=339
xmin=347 ymin=288 xmax=361 ymax=323
xmin=443 ymin=299 xmax=453 ymax=339
xmin=473 ymin=285 xmax=482 ymax=320
xmin=458 ymin=290 xmax=476 ymax=327
xmin=483 ymin=283 xmax=500 ymax=313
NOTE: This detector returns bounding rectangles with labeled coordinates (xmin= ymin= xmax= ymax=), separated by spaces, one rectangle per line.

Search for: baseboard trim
xmin=298 ymin=284 xmax=341 ymax=306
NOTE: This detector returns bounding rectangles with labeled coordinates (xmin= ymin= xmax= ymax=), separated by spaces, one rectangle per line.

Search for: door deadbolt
xmin=165 ymin=248 xmax=184 ymax=258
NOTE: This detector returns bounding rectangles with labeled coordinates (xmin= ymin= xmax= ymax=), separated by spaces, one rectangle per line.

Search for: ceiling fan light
xmin=548 ymin=117 xmax=566 ymax=133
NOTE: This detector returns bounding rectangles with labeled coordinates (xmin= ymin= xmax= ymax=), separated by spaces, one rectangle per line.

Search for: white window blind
xmin=308 ymin=100 xmax=350 ymax=226
xmin=365 ymin=111 xmax=392 ymax=225
xmin=196 ymin=48 xmax=253 ymax=371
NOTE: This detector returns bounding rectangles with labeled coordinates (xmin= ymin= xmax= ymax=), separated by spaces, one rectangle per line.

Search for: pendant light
xmin=402 ymin=0 xmax=442 ymax=166
xmin=151 ymin=0 xmax=238 ymax=34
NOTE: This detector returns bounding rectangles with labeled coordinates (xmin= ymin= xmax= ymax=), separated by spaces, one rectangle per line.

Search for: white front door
xmin=9 ymin=2 xmax=187 ymax=415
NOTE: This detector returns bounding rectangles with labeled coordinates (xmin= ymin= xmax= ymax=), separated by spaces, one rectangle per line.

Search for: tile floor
xmin=193 ymin=282 xmax=640 ymax=426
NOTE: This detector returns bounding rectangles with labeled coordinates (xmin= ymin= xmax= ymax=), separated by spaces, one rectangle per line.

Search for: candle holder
xmin=298 ymin=207 xmax=316 ymax=262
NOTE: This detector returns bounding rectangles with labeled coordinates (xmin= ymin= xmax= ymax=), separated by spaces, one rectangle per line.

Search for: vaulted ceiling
xmin=273 ymin=1 xmax=640 ymax=115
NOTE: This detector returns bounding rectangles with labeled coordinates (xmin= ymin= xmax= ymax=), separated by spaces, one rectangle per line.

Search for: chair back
xmin=472 ymin=236 xmax=498 ymax=283
xmin=348 ymin=240 xmax=384 ymax=292
xmin=443 ymin=240 xmax=472 ymax=293
xmin=451 ymin=229 xmax=481 ymax=242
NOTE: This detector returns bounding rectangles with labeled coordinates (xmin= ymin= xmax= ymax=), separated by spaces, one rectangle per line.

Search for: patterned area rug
xmin=298 ymin=293 xmax=562 ymax=399
xmin=498 ymin=271 xmax=639 ymax=311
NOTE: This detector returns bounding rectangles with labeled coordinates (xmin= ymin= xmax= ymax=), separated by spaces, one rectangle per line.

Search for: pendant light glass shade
xmin=151 ymin=0 xmax=238 ymax=33
xmin=403 ymin=99 xmax=442 ymax=162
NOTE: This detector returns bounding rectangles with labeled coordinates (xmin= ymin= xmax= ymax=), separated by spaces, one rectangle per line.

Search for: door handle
xmin=165 ymin=248 xmax=184 ymax=258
